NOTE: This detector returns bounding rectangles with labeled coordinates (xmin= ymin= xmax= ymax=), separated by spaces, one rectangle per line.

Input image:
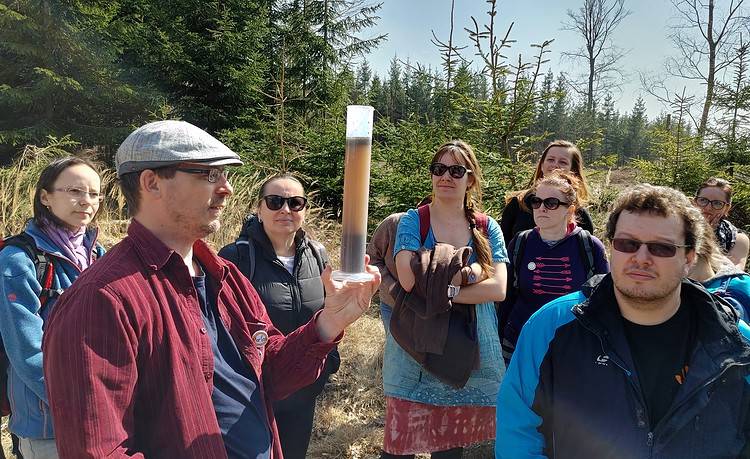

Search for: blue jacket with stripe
xmin=496 ymin=274 xmax=750 ymax=459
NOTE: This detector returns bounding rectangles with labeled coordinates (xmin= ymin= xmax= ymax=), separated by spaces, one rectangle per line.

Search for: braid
xmin=464 ymin=204 xmax=494 ymax=276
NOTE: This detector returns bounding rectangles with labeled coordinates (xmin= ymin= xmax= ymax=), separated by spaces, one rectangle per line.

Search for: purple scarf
xmin=41 ymin=223 xmax=91 ymax=270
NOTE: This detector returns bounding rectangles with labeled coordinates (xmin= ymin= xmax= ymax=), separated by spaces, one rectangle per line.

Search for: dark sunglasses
xmin=694 ymin=196 xmax=728 ymax=210
xmin=429 ymin=162 xmax=472 ymax=179
xmin=263 ymin=195 xmax=307 ymax=212
xmin=611 ymin=238 xmax=691 ymax=258
xmin=529 ymin=195 xmax=571 ymax=210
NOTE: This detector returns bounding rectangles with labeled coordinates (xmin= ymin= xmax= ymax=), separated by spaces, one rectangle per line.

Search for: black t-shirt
xmin=193 ymin=272 xmax=271 ymax=459
xmin=622 ymin=304 xmax=697 ymax=429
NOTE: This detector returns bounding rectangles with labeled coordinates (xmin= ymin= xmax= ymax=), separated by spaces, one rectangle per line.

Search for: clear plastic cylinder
xmin=332 ymin=105 xmax=375 ymax=282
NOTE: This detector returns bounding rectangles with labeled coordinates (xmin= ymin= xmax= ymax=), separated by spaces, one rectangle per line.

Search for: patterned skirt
xmin=382 ymin=396 xmax=496 ymax=455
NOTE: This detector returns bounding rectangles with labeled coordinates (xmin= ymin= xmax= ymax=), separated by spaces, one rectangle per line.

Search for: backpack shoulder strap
xmin=235 ymin=236 xmax=255 ymax=281
xmin=473 ymin=212 xmax=489 ymax=237
xmin=512 ymin=229 xmax=533 ymax=291
xmin=417 ymin=205 xmax=430 ymax=245
xmin=4 ymin=233 xmax=56 ymax=312
xmin=575 ymin=230 xmax=595 ymax=279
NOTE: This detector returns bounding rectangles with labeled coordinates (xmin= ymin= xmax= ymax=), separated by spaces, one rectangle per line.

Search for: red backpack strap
xmin=417 ymin=204 xmax=430 ymax=245
xmin=473 ymin=212 xmax=489 ymax=236
xmin=37 ymin=262 xmax=56 ymax=311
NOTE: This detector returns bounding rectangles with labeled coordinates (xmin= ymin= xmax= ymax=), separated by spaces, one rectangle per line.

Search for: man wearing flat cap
xmin=42 ymin=120 xmax=380 ymax=459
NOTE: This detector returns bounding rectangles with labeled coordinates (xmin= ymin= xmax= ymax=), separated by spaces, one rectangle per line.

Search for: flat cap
xmin=116 ymin=120 xmax=242 ymax=177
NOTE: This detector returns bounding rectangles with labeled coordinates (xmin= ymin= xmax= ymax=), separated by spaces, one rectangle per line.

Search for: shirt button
xmin=200 ymin=327 xmax=207 ymax=334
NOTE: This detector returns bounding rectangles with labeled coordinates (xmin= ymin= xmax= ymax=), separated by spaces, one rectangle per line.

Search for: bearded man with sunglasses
xmin=496 ymin=184 xmax=750 ymax=459
xmin=42 ymin=120 xmax=380 ymax=459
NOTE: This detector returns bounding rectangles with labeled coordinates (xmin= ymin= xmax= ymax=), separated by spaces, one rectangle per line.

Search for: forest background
xmin=3 ymin=0 xmax=750 ymax=229
xmin=2 ymin=0 xmax=750 ymax=457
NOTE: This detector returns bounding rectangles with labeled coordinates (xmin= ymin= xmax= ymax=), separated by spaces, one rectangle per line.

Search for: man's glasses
xmin=263 ymin=195 xmax=308 ymax=212
xmin=694 ymin=196 xmax=728 ymax=210
xmin=529 ymin=195 xmax=570 ymax=210
xmin=53 ymin=187 xmax=104 ymax=202
xmin=175 ymin=167 xmax=228 ymax=183
xmin=611 ymin=238 xmax=691 ymax=258
xmin=429 ymin=162 xmax=472 ymax=179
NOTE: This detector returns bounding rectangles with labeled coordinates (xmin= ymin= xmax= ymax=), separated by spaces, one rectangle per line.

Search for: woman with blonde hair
xmin=500 ymin=140 xmax=594 ymax=245
xmin=383 ymin=140 xmax=509 ymax=459
xmin=219 ymin=173 xmax=336 ymax=459
xmin=688 ymin=218 xmax=750 ymax=320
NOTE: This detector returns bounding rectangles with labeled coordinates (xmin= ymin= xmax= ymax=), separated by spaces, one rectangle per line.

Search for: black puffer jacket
xmin=219 ymin=215 xmax=340 ymax=375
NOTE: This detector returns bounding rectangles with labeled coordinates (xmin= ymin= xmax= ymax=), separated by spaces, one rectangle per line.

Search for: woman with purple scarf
xmin=0 ymin=156 xmax=105 ymax=459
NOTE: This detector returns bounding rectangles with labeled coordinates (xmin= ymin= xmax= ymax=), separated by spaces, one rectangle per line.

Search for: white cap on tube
xmin=346 ymin=105 xmax=374 ymax=138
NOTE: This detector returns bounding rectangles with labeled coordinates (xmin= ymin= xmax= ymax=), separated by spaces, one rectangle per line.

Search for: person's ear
xmin=40 ymin=189 xmax=51 ymax=207
xmin=140 ymin=170 xmax=164 ymax=200
xmin=683 ymin=249 xmax=697 ymax=277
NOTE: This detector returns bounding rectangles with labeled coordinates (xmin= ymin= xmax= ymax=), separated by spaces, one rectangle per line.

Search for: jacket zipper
xmin=576 ymin=306 xmax=655 ymax=454
xmin=274 ymin=251 xmax=303 ymax=318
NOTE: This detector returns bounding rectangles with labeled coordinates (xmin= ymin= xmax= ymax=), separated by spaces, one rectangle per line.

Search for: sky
xmin=364 ymin=0 xmax=706 ymax=119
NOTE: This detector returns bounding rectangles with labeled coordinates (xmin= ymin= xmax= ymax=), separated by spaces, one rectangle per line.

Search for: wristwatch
xmin=447 ymin=284 xmax=461 ymax=299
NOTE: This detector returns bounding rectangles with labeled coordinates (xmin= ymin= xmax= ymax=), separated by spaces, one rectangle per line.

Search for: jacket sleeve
xmin=232 ymin=279 xmax=338 ymax=402
xmin=0 ymin=248 xmax=48 ymax=403
xmin=367 ymin=218 xmax=398 ymax=300
xmin=43 ymin=284 xmax=144 ymax=459
xmin=501 ymin=197 xmax=520 ymax=246
xmin=577 ymin=207 xmax=595 ymax=234
xmin=496 ymin=295 xmax=579 ymax=459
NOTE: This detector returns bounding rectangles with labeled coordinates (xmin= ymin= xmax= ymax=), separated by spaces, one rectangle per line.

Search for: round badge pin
xmin=527 ymin=262 xmax=536 ymax=271
xmin=252 ymin=330 xmax=269 ymax=348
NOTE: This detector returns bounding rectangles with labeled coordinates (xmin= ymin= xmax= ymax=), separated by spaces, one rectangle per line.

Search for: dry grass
xmin=1 ymin=153 xmax=620 ymax=458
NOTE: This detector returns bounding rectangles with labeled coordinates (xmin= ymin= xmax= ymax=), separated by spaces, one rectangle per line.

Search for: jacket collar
xmin=127 ymin=218 xmax=229 ymax=283
xmin=531 ymin=225 xmax=582 ymax=248
xmin=244 ymin=214 xmax=308 ymax=255
xmin=24 ymin=219 xmax=99 ymax=262
xmin=574 ymin=273 xmax=750 ymax=369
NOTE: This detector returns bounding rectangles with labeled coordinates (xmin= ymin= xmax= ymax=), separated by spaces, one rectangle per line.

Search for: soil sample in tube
xmin=340 ymin=136 xmax=372 ymax=273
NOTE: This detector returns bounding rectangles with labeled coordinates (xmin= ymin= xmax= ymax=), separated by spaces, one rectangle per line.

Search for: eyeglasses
xmin=429 ymin=162 xmax=472 ymax=179
xmin=263 ymin=195 xmax=308 ymax=212
xmin=694 ymin=196 xmax=728 ymax=210
xmin=175 ymin=167 xmax=228 ymax=183
xmin=529 ymin=195 xmax=570 ymax=210
xmin=611 ymin=238 xmax=691 ymax=258
xmin=53 ymin=187 xmax=104 ymax=202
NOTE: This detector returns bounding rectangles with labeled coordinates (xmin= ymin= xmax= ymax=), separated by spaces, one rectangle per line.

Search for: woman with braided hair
xmin=382 ymin=140 xmax=509 ymax=459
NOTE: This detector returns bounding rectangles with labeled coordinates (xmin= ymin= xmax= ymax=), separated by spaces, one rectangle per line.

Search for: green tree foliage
xmin=0 ymin=0 xmax=157 ymax=158
xmin=106 ymin=0 xmax=270 ymax=131
xmin=622 ymin=96 xmax=648 ymax=163
xmin=711 ymin=40 xmax=750 ymax=167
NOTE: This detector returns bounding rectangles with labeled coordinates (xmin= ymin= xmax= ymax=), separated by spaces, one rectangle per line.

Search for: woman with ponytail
xmin=382 ymin=141 xmax=509 ymax=459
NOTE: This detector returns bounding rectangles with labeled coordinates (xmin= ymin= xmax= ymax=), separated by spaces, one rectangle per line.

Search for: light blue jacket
xmin=0 ymin=220 xmax=104 ymax=439
xmin=383 ymin=208 xmax=509 ymax=405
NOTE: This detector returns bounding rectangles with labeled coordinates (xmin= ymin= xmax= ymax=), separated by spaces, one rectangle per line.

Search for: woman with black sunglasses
xmin=693 ymin=177 xmax=749 ymax=270
xmin=384 ymin=140 xmax=509 ymax=459
xmin=219 ymin=173 xmax=337 ymax=459
xmin=500 ymin=140 xmax=594 ymax=246
xmin=498 ymin=171 xmax=609 ymax=364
